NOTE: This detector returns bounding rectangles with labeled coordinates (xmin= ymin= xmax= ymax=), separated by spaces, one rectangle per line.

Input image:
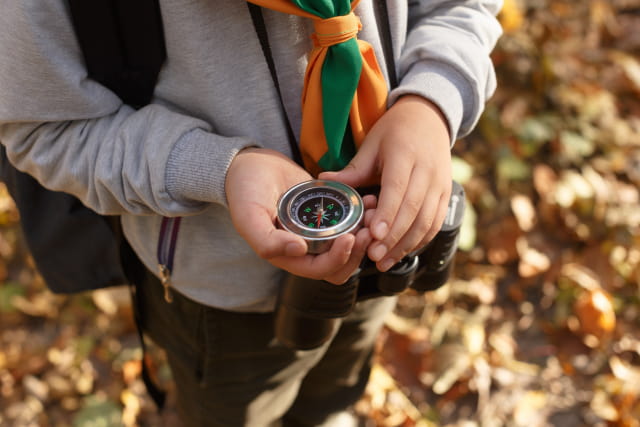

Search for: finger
xmin=417 ymin=189 xmax=450 ymax=248
xmin=318 ymin=140 xmax=379 ymax=188
xmin=364 ymin=208 xmax=376 ymax=228
xmin=269 ymin=233 xmax=356 ymax=279
xmin=362 ymin=194 xmax=378 ymax=210
xmin=325 ymin=227 xmax=372 ymax=284
xmin=368 ymin=166 xmax=428 ymax=262
xmin=369 ymin=154 xmax=413 ymax=241
xmin=376 ymin=188 xmax=450 ymax=272
xmin=362 ymin=194 xmax=377 ymax=229
xmin=234 ymin=202 xmax=308 ymax=259
xmin=374 ymin=191 xmax=437 ymax=271
xmin=416 ymin=180 xmax=452 ymax=248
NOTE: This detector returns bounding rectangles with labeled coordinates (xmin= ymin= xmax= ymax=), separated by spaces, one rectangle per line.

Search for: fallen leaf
xmin=513 ymin=390 xmax=547 ymax=426
xmin=590 ymin=388 xmax=619 ymax=421
xmin=72 ymin=395 xmax=122 ymax=427
xmin=497 ymin=151 xmax=531 ymax=183
xmin=451 ymin=156 xmax=474 ymax=184
xmin=516 ymin=235 xmax=551 ymax=278
xmin=91 ymin=287 xmax=131 ymax=316
xmin=609 ymin=356 xmax=640 ymax=391
xmin=0 ymin=282 xmax=25 ymax=313
xmin=561 ymin=263 xmax=601 ymax=291
xmin=560 ymin=130 xmax=596 ymax=164
xmin=533 ymin=164 xmax=558 ymax=198
xmin=432 ymin=343 xmax=472 ymax=395
xmin=510 ymin=194 xmax=537 ymax=232
xmin=458 ymin=200 xmax=477 ymax=251
xmin=610 ymin=50 xmax=640 ymax=94
xmin=121 ymin=389 xmax=142 ymax=427
xmin=499 ymin=0 xmax=524 ymax=33
xmin=122 ymin=360 xmax=142 ymax=385
xmin=574 ymin=288 xmax=616 ymax=340
xmin=485 ymin=216 xmax=521 ymax=265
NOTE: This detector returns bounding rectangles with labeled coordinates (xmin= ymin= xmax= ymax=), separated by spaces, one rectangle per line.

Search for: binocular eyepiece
xmin=274 ymin=181 xmax=466 ymax=350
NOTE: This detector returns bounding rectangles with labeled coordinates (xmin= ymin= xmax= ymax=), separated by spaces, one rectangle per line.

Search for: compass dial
xmin=277 ymin=180 xmax=364 ymax=254
xmin=292 ymin=188 xmax=349 ymax=229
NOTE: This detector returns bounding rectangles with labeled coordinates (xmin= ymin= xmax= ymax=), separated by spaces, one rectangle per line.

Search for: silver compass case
xmin=277 ymin=180 xmax=364 ymax=254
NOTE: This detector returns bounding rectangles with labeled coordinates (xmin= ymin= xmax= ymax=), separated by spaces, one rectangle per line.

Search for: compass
xmin=277 ymin=180 xmax=364 ymax=254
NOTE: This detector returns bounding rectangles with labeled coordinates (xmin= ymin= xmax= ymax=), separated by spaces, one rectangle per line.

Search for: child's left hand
xmin=319 ymin=94 xmax=452 ymax=272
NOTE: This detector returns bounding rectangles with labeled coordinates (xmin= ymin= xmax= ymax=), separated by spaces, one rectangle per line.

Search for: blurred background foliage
xmin=1 ymin=0 xmax=639 ymax=426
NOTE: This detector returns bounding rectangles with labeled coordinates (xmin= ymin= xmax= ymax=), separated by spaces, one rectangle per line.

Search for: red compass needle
xmin=316 ymin=197 xmax=324 ymax=228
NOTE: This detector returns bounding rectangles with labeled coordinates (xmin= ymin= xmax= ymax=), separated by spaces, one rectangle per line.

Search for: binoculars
xmin=274 ymin=181 xmax=466 ymax=350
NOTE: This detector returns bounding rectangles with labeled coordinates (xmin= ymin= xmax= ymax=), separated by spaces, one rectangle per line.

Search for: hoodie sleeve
xmin=0 ymin=0 xmax=254 ymax=216
xmin=390 ymin=0 xmax=503 ymax=143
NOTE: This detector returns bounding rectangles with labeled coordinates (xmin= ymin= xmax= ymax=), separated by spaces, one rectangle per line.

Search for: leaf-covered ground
xmin=1 ymin=0 xmax=639 ymax=426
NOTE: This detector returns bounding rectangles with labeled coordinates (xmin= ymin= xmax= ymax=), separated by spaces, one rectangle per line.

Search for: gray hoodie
xmin=0 ymin=0 xmax=502 ymax=311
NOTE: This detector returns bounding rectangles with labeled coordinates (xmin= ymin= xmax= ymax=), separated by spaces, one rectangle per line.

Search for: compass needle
xmin=316 ymin=196 xmax=323 ymax=228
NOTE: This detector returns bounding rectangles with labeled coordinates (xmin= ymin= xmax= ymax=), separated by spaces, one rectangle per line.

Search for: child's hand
xmin=225 ymin=148 xmax=375 ymax=284
xmin=319 ymin=95 xmax=452 ymax=272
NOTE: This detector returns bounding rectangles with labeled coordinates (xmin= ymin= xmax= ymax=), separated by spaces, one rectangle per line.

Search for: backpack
xmin=0 ymin=0 xmax=166 ymax=294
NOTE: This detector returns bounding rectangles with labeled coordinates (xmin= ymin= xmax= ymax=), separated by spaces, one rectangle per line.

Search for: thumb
xmin=318 ymin=141 xmax=379 ymax=188
xmin=233 ymin=203 xmax=307 ymax=259
xmin=255 ymin=229 xmax=308 ymax=259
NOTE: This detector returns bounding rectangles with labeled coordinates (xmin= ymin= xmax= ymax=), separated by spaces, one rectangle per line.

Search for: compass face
xmin=292 ymin=188 xmax=350 ymax=229
xmin=277 ymin=180 xmax=364 ymax=254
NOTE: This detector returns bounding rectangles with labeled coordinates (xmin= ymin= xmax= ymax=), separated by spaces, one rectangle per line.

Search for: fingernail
xmin=379 ymin=258 xmax=395 ymax=272
xmin=369 ymin=244 xmax=387 ymax=262
xmin=373 ymin=222 xmax=388 ymax=240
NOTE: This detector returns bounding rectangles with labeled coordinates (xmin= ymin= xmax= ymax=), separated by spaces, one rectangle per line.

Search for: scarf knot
xmin=247 ymin=0 xmax=388 ymax=175
xmin=312 ymin=12 xmax=362 ymax=48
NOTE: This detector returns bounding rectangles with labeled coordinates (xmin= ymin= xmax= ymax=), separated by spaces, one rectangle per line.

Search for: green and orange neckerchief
xmin=247 ymin=0 xmax=389 ymax=175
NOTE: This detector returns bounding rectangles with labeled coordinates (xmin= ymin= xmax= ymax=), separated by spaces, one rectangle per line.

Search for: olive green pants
xmin=136 ymin=271 xmax=397 ymax=427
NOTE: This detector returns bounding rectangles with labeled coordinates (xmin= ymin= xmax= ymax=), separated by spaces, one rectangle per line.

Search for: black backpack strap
xmin=68 ymin=0 xmax=168 ymax=410
xmin=68 ymin=0 xmax=166 ymax=107
xmin=374 ymin=0 xmax=398 ymax=89
xmin=247 ymin=3 xmax=304 ymax=167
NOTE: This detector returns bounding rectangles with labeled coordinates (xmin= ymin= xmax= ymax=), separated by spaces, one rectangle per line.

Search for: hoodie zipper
xmin=157 ymin=216 xmax=182 ymax=303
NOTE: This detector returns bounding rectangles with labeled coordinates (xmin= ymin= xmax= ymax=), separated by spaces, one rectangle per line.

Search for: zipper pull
xmin=157 ymin=216 xmax=182 ymax=304
xmin=158 ymin=264 xmax=174 ymax=303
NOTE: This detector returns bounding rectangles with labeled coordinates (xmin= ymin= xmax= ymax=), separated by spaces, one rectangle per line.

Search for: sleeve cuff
xmin=165 ymin=129 xmax=258 ymax=207
xmin=389 ymin=61 xmax=473 ymax=145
